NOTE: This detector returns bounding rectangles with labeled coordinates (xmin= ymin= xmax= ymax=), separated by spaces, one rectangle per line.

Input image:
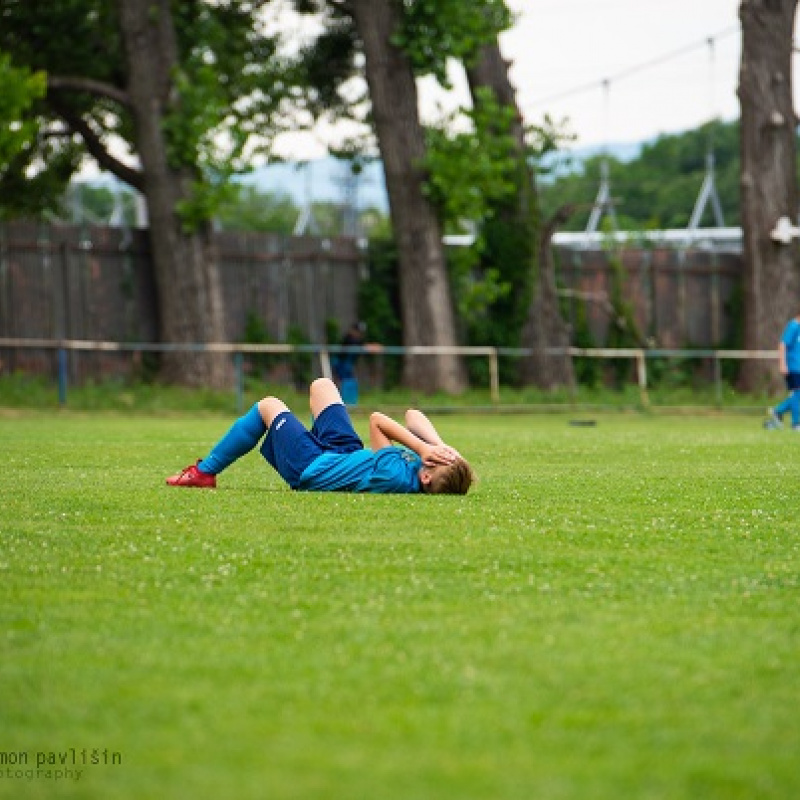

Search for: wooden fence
xmin=555 ymin=245 xmax=742 ymax=349
xmin=0 ymin=222 xmax=745 ymax=386
xmin=0 ymin=222 xmax=363 ymax=376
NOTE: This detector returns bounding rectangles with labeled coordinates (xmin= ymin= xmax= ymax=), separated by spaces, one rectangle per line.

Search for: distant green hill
xmin=539 ymin=120 xmax=743 ymax=232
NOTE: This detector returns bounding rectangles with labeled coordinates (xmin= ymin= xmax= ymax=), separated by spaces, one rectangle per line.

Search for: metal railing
xmin=0 ymin=337 xmax=778 ymax=411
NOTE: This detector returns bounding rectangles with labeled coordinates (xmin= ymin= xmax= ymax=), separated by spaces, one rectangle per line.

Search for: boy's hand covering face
xmin=421 ymin=444 xmax=460 ymax=467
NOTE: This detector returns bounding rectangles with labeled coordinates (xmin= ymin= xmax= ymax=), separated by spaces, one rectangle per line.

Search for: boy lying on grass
xmin=167 ymin=378 xmax=474 ymax=495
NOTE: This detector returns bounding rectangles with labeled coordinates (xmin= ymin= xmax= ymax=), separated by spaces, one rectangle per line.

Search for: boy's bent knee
xmin=310 ymin=377 xmax=336 ymax=393
xmin=258 ymin=397 xmax=289 ymax=427
xmin=309 ymin=377 xmax=343 ymax=416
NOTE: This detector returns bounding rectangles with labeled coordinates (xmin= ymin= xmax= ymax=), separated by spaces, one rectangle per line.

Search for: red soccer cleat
xmin=166 ymin=461 xmax=217 ymax=489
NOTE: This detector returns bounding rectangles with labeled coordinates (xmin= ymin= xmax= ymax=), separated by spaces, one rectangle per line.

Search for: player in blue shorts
xmin=166 ymin=378 xmax=474 ymax=494
xmin=767 ymin=312 xmax=800 ymax=430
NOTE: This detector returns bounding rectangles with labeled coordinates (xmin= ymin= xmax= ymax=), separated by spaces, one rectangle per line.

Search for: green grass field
xmin=2 ymin=410 xmax=799 ymax=800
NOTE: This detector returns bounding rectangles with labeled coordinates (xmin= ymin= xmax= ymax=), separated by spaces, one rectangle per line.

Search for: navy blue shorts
xmin=259 ymin=403 xmax=364 ymax=489
xmin=787 ymin=373 xmax=800 ymax=391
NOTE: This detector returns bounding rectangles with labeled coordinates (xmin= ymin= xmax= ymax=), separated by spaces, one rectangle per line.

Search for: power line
xmin=525 ymin=25 xmax=740 ymax=110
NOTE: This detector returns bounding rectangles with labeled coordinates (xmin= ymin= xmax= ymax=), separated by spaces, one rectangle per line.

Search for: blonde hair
xmin=423 ymin=457 xmax=475 ymax=495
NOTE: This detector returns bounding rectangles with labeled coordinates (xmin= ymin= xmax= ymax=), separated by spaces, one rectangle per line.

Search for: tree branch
xmin=47 ymin=75 xmax=131 ymax=108
xmin=541 ymin=203 xmax=577 ymax=248
xmin=48 ymin=97 xmax=144 ymax=192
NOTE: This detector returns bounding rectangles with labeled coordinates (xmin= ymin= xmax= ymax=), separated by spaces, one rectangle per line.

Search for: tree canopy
xmin=0 ymin=0 xmax=292 ymax=221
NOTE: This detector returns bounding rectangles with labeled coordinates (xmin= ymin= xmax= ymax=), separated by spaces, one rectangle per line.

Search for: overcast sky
xmin=498 ymin=0 xmax=750 ymax=149
xmin=81 ymin=1 xmax=798 ymax=172
xmin=275 ymin=0 xmax=797 ymax=160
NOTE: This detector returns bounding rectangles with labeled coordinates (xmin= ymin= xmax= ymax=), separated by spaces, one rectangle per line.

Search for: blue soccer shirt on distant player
xmin=781 ymin=317 xmax=800 ymax=372
xmin=297 ymin=446 xmax=422 ymax=493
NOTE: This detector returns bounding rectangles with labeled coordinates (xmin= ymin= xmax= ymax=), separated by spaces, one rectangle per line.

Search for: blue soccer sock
xmin=772 ymin=392 xmax=794 ymax=416
xmin=198 ymin=404 xmax=267 ymax=474
xmin=775 ymin=393 xmax=795 ymax=421
xmin=789 ymin=390 xmax=800 ymax=427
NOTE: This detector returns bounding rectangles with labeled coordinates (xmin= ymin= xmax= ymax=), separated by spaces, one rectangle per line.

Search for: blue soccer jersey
xmin=297 ymin=447 xmax=422 ymax=493
xmin=782 ymin=318 xmax=800 ymax=373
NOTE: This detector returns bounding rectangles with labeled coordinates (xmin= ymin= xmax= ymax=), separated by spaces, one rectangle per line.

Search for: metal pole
xmin=57 ymin=347 xmax=67 ymax=406
xmin=636 ymin=349 xmax=649 ymax=408
xmin=234 ymin=351 xmax=243 ymax=414
xmin=319 ymin=348 xmax=332 ymax=380
xmin=489 ymin=348 xmax=500 ymax=405
xmin=713 ymin=352 xmax=722 ymax=407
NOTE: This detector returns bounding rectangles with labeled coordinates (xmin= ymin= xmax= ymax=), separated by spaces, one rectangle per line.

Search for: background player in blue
xmin=767 ymin=313 xmax=800 ymax=430
xmin=167 ymin=378 xmax=474 ymax=494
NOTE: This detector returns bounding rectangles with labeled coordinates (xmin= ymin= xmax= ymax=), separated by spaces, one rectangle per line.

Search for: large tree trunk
xmin=117 ymin=0 xmax=230 ymax=388
xmin=465 ymin=41 xmax=527 ymax=156
xmin=520 ymin=206 xmax=576 ymax=388
xmin=466 ymin=41 xmax=575 ymax=388
xmin=349 ymin=0 xmax=466 ymax=393
xmin=737 ymin=0 xmax=800 ymax=391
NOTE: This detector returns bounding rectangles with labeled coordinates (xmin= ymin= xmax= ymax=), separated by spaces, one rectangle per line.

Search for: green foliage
xmin=719 ymin=277 xmax=745 ymax=384
xmin=0 ymin=51 xmax=70 ymax=219
xmin=290 ymin=2 xmax=546 ymax=370
xmin=561 ymin=265 xmax=601 ymax=388
xmin=243 ymin=309 xmax=271 ymax=346
xmin=466 ymin=212 xmax=530 ymax=350
xmin=298 ymin=14 xmax=361 ymax=116
xmin=167 ymin=2 xmax=294 ymax=228
xmin=427 ymin=104 xmax=574 ymax=361
xmin=324 ymin=317 xmax=340 ymax=345
xmin=606 ymin=250 xmax=644 ymax=345
xmin=0 ymin=0 xmax=124 ymax=215
xmin=286 ymin=324 xmax=313 ymax=388
xmin=423 ymin=90 xmax=522 ymax=345
xmin=165 ymin=65 xmax=243 ymax=231
xmin=358 ymin=236 xmax=402 ymax=348
xmin=239 ymin=313 xmax=313 ymax=388
xmin=423 ymin=90 xmax=518 ymax=228
xmin=241 ymin=309 xmax=274 ymax=379
xmin=217 ymin=185 xmax=298 ymax=234
xmin=423 ymin=103 xmax=572 ymax=384
xmin=450 ymin=216 xmax=525 ymax=388
xmin=646 ymin=353 xmax=705 ymax=391
xmin=172 ymin=1 xmax=288 ymax=154
xmin=358 ymin=237 xmax=403 ymax=386
xmin=132 ymin=350 xmax=162 ymax=385
xmin=0 ymin=0 xmax=292 ymax=226
xmin=394 ymin=0 xmax=514 ymax=84
xmin=305 ymin=200 xmax=347 ymax=237
xmin=0 ymin=367 xmax=781 ymax=412
xmin=0 ymin=52 xmax=44 ymax=165
xmin=215 ymin=175 xmax=390 ymax=237
xmin=453 ymin=254 xmax=511 ymax=322
xmin=0 ymin=137 xmax=82 ymax=221
xmin=0 ymin=0 xmax=121 ymax=83
xmin=466 ymin=117 xmax=573 ymax=387
xmin=572 ymin=330 xmax=600 ymax=389
xmin=68 ymin=181 xmax=138 ymax=226
xmin=604 ymin=248 xmax=645 ymax=387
